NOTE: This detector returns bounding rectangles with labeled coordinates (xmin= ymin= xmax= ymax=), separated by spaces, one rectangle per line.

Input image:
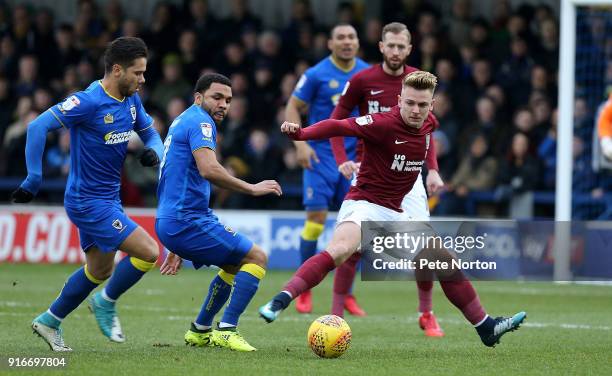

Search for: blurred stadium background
xmin=1 ymin=2 xmax=612 ymax=373
xmin=0 ymin=0 xmax=611 ymax=269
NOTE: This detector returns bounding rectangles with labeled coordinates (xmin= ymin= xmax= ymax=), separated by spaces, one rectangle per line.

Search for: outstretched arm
xmin=193 ymin=147 xmax=282 ymax=196
xmin=13 ymin=111 xmax=63 ymax=202
xmin=281 ymin=119 xmax=358 ymax=141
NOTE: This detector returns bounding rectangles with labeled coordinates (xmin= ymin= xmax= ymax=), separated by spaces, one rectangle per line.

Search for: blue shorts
xmin=302 ymin=168 xmax=351 ymax=211
xmin=155 ymin=216 xmax=253 ymax=269
xmin=65 ymin=200 xmax=138 ymax=253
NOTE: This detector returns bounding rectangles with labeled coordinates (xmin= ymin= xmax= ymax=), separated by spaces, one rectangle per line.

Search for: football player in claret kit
xmin=156 ymin=73 xmax=282 ymax=352
xmin=260 ymin=71 xmax=526 ymax=348
xmin=13 ymin=37 xmax=164 ymax=351
xmin=286 ymin=23 xmax=369 ymax=315
xmin=329 ymin=22 xmax=445 ymax=336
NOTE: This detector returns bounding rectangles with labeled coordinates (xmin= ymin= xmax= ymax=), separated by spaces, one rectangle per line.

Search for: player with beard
xmin=15 ymin=37 xmax=164 ymax=351
xmin=286 ymin=24 xmax=369 ymax=316
xmin=156 ymin=73 xmax=281 ymax=352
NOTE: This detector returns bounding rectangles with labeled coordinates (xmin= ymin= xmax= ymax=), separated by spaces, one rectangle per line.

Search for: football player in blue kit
xmin=13 ymin=37 xmax=164 ymax=351
xmin=155 ymin=73 xmax=282 ymax=352
xmin=285 ymin=24 xmax=369 ymax=314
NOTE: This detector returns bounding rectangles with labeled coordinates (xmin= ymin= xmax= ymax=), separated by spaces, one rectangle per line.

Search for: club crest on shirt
xmin=355 ymin=115 xmax=373 ymax=126
xmin=130 ymin=105 xmax=136 ymax=122
xmin=329 ymin=79 xmax=339 ymax=89
xmin=104 ymin=113 xmax=114 ymax=124
xmin=112 ymin=219 xmax=124 ymax=231
xmin=200 ymin=122 xmax=213 ymax=138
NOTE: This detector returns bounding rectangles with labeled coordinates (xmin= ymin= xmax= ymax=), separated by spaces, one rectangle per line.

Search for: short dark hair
xmin=329 ymin=23 xmax=356 ymax=39
xmin=103 ymin=37 xmax=148 ymax=73
xmin=194 ymin=73 xmax=232 ymax=93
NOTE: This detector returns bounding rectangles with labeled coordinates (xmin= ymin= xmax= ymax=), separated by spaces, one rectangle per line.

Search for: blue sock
xmin=49 ymin=266 xmax=101 ymax=321
xmin=299 ymin=238 xmax=318 ymax=263
xmin=104 ymin=257 xmax=154 ymax=301
xmin=195 ymin=273 xmax=233 ymax=327
xmin=220 ymin=264 xmax=265 ymax=327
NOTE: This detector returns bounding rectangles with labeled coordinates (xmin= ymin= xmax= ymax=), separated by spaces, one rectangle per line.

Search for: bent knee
xmin=139 ymin=237 xmax=159 ymax=263
xmin=243 ymin=246 xmax=268 ymax=268
xmin=326 ymin=245 xmax=353 ymax=265
xmin=86 ymin=264 xmax=113 ymax=282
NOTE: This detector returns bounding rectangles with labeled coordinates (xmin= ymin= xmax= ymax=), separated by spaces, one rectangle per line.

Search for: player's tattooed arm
xmin=193 ymin=148 xmax=282 ymax=196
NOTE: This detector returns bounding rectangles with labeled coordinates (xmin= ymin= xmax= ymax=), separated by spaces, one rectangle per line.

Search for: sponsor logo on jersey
xmin=224 ymin=225 xmax=237 ymax=235
xmin=368 ymin=100 xmax=379 ymax=114
xmin=355 ymin=115 xmax=373 ymax=126
xmin=329 ymin=79 xmax=339 ymax=89
xmin=200 ymin=122 xmax=213 ymax=138
xmin=368 ymin=100 xmax=391 ymax=114
xmin=390 ymin=154 xmax=423 ymax=172
xmin=370 ymin=89 xmax=384 ymax=95
xmin=58 ymin=95 xmax=80 ymax=113
xmin=104 ymin=130 xmax=132 ymax=145
xmin=130 ymin=105 xmax=136 ymax=123
xmin=104 ymin=113 xmax=114 ymax=124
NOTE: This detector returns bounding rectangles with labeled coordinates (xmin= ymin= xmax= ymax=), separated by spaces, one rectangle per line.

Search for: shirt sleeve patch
xmin=355 ymin=115 xmax=373 ymax=126
xmin=57 ymin=95 xmax=80 ymax=114
xmin=200 ymin=122 xmax=213 ymax=138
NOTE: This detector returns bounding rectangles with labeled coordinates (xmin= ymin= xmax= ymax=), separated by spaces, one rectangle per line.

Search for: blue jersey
xmin=48 ymin=80 xmax=153 ymax=203
xmin=157 ymin=104 xmax=216 ymax=220
xmin=292 ymin=56 xmax=369 ymax=162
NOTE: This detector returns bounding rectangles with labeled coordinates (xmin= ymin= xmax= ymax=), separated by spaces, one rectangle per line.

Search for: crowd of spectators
xmin=0 ymin=0 xmax=611 ymax=218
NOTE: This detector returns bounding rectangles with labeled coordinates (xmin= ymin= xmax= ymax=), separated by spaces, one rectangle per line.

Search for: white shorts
xmin=351 ymin=170 xmax=430 ymax=221
xmin=401 ymin=172 xmax=430 ymax=221
xmin=336 ymin=200 xmax=410 ymax=226
xmin=336 ymin=199 xmax=435 ymax=255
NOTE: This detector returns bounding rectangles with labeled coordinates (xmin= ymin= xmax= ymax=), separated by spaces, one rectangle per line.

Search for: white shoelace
xmin=493 ymin=318 xmax=513 ymax=336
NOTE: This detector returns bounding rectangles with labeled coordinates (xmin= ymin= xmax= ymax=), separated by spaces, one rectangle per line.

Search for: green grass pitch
xmin=1 ymin=264 xmax=611 ymax=375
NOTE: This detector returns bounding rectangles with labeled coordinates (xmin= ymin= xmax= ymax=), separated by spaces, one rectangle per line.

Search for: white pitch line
xmin=1 ymin=304 xmax=610 ymax=332
xmin=0 ymin=306 xmax=612 ymax=331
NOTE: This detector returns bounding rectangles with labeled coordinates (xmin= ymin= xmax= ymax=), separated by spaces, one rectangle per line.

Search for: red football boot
xmin=419 ymin=312 xmax=445 ymax=337
xmin=344 ymin=294 xmax=366 ymax=316
xmin=295 ymin=290 xmax=312 ymax=314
